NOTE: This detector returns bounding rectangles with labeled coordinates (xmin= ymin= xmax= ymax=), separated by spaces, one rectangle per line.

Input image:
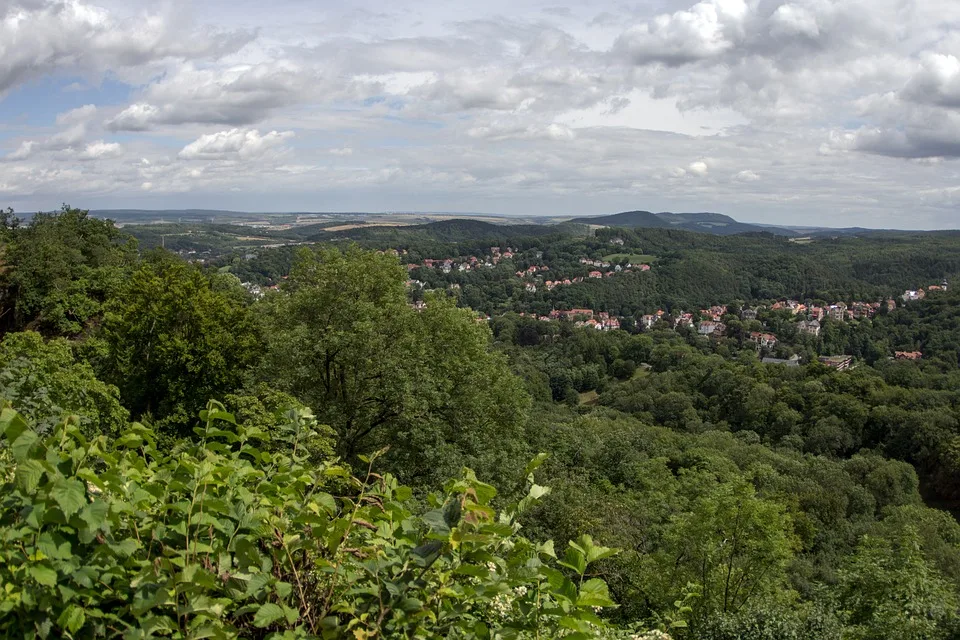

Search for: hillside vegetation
xmin=0 ymin=206 xmax=959 ymax=638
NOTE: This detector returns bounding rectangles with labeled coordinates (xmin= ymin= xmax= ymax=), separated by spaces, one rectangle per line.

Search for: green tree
xmin=834 ymin=530 xmax=958 ymax=639
xmin=258 ymin=246 xmax=530 ymax=487
xmin=0 ymin=331 xmax=127 ymax=437
xmin=99 ymin=252 xmax=260 ymax=435
xmin=2 ymin=205 xmax=134 ymax=335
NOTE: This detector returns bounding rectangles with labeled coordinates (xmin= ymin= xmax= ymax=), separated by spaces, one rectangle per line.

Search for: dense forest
xmin=2 ymin=206 xmax=960 ymax=638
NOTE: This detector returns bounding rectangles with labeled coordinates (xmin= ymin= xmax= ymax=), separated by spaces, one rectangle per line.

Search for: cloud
xmin=107 ymin=62 xmax=320 ymax=130
xmin=735 ymin=169 xmax=760 ymax=181
xmin=329 ymin=147 xmax=353 ymax=156
xmin=178 ymin=128 xmax=294 ymax=161
xmin=903 ymin=53 xmax=960 ymax=109
xmin=688 ymin=160 xmax=709 ymax=176
xmin=78 ymin=140 xmax=122 ymax=160
xmin=614 ymin=0 xmax=747 ymax=66
xmin=0 ymin=0 xmax=254 ymax=98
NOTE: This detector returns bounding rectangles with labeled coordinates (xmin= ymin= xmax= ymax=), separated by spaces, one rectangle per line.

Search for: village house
xmin=697 ymin=321 xmax=726 ymax=337
xmin=589 ymin=270 xmax=603 ymax=278
xmin=827 ymin=303 xmax=847 ymax=322
xmin=798 ymin=319 xmax=821 ymax=337
xmin=525 ymin=283 xmax=537 ymax=293
xmin=895 ymin=351 xmax=922 ymax=360
xmin=902 ymin=289 xmax=925 ymax=302
xmin=609 ymin=237 xmax=625 ymax=246
xmin=818 ymin=355 xmax=853 ymax=371
xmin=639 ymin=264 xmax=651 ymax=272
xmin=674 ymin=313 xmax=695 ymax=329
xmin=808 ymin=306 xmax=825 ymax=321
xmin=640 ymin=314 xmax=657 ymax=329
xmin=741 ymin=308 xmax=758 ymax=321
xmin=749 ymin=332 xmax=778 ymax=349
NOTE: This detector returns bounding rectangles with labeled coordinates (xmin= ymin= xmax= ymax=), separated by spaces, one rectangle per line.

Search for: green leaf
xmin=29 ymin=565 xmax=58 ymax=587
xmin=57 ymin=605 xmax=85 ymax=634
xmin=79 ymin=500 xmax=109 ymax=531
xmin=577 ymin=578 xmax=615 ymax=607
xmin=15 ymin=459 xmax=45 ymax=493
xmin=560 ymin=546 xmax=586 ymax=576
xmin=253 ymin=602 xmax=285 ymax=628
xmin=50 ymin=478 xmax=87 ymax=517
xmin=524 ymin=453 xmax=549 ymax=477
xmin=11 ymin=428 xmax=39 ymax=462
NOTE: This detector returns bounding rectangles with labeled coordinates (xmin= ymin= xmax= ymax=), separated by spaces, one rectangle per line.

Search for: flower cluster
xmin=631 ymin=631 xmax=673 ymax=640
xmin=490 ymin=593 xmax=512 ymax=619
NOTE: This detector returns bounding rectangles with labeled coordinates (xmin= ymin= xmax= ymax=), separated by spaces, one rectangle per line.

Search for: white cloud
xmin=179 ymin=128 xmax=294 ymax=161
xmin=614 ymin=0 xmax=747 ymax=66
xmin=5 ymin=0 xmax=960 ymax=228
xmin=0 ymin=0 xmax=253 ymax=98
xmin=79 ymin=141 xmax=122 ymax=160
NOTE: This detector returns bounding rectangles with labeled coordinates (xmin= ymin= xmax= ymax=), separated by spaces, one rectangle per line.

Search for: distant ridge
xmin=569 ymin=210 xmax=798 ymax=236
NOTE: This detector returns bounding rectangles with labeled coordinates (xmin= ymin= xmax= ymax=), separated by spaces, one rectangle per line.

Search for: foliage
xmin=99 ymin=252 xmax=261 ymax=436
xmin=258 ymin=246 xmax=530 ymax=488
xmin=0 ymin=402 xmax=625 ymax=639
xmin=1 ymin=206 xmax=135 ymax=335
xmin=0 ymin=331 xmax=127 ymax=438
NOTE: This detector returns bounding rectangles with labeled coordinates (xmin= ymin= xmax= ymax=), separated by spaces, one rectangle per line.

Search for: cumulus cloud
xmin=78 ymin=140 xmax=122 ymax=160
xmin=0 ymin=0 xmax=253 ymax=98
xmin=735 ymin=169 xmax=760 ymax=181
xmin=179 ymin=128 xmax=294 ymax=161
xmin=107 ymin=62 xmax=321 ymax=130
xmin=614 ymin=0 xmax=747 ymax=66
xmin=688 ymin=160 xmax=709 ymax=176
xmin=903 ymin=53 xmax=960 ymax=109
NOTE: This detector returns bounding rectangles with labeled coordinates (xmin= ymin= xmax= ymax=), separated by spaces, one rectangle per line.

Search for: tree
xmin=0 ymin=331 xmax=127 ymax=437
xmin=99 ymin=252 xmax=260 ymax=435
xmin=258 ymin=246 xmax=530 ymax=487
xmin=2 ymin=205 xmax=134 ymax=335
xmin=834 ymin=530 xmax=958 ymax=639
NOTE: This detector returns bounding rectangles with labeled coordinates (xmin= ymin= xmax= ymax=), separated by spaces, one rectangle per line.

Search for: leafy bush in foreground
xmin=0 ymin=402 xmax=631 ymax=639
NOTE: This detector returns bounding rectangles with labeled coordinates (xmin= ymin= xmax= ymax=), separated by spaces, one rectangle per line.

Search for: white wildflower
xmin=490 ymin=593 xmax=511 ymax=618
xmin=513 ymin=585 xmax=528 ymax=597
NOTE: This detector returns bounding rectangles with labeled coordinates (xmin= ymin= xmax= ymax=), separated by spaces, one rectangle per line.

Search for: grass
xmin=578 ymin=390 xmax=600 ymax=406
xmin=602 ymin=253 xmax=657 ymax=264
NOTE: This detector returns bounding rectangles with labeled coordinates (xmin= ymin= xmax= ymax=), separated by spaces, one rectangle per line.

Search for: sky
xmin=2 ymin=0 xmax=960 ymax=228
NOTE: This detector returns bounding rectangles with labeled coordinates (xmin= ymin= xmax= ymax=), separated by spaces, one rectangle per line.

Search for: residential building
xmin=895 ymin=351 xmax=922 ymax=360
xmin=798 ymin=319 xmax=821 ymax=337
xmin=818 ymin=355 xmax=853 ymax=371
xmin=697 ymin=321 xmax=726 ymax=337
xmin=749 ymin=332 xmax=778 ymax=349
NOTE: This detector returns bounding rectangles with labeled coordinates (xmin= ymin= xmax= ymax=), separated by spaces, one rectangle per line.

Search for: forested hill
xmin=1 ymin=206 xmax=960 ymax=639
xmin=569 ymin=210 xmax=795 ymax=235
xmin=315 ymin=218 xmax=587 ymax=243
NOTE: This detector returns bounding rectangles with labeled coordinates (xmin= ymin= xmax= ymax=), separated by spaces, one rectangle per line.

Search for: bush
xmin=0 ymin=402 xmax=629 ymax=638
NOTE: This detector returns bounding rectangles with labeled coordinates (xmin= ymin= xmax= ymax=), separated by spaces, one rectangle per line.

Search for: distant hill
xmin=570 ymin=210 xmax=798 ymax=236
xmin=316 ymin=219 xmax=586 ymax=243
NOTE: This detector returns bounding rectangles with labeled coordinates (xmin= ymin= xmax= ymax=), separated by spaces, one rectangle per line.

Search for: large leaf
xmin=576 ymin=579 xmax=615 ymax=608
xmin=11 ymin=428 xmax=39 ymax=462
xmin=57 ymin=605 xmax=85 ymax=634
xmin=253 ymin=602 xmax=285 ymax=628
xmin=29 ymin=565 xmax=58 ymax=587
xmin=50 ymin=478 xmax=87 ymax=516
xmin=15 ymin=459 xmax=46 ymax=493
